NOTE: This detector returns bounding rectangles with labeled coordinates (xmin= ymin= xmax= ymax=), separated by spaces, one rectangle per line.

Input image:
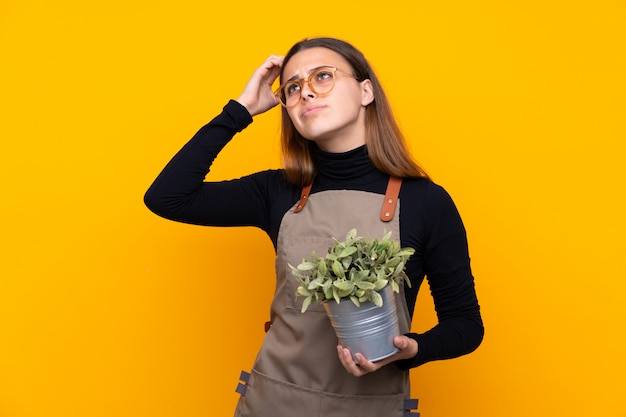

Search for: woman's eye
xmin=285 ymin=83 xmax=300 ymax=95
xmin=315 ymin=70 xmax=333 ymax=81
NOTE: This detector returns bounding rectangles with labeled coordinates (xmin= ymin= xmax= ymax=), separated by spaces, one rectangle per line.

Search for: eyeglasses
xmin=274 ymin=66 xmax=358 ymax=108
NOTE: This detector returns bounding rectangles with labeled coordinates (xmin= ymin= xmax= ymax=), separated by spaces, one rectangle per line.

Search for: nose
xmin=300 ymin=81 xmax=316 ymax=100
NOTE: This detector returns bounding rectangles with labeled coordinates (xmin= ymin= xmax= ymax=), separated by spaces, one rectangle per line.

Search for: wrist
xmin=235 ymin=97 xmax=253 ymax=115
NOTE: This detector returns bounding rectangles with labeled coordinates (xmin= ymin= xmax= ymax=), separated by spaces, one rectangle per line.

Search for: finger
xmin=353 ymin=353 xmax=380 ymax=373
xmin=393 ymin=335 xmax=418 ymax=359
xmin=337 ymin=346 xmax=356 ymax=369
xmin=260 ymin=55 xmax=284 ymax=72
xmin=257 ymin=57 xmax=283 ymax=87
xmin=266 ymin=54 xmax=284 ymax=65
xmin=337 ymin=346 xmax=367 ymax=377
xmin=394 ymin=336 xmax=407 ymax=350
xmin=249 ymin=55 xmax=282 ymax=84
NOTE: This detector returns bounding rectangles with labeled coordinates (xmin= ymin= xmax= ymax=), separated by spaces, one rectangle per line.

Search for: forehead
xmin=283 ymin=47 xmax=351 ymax=79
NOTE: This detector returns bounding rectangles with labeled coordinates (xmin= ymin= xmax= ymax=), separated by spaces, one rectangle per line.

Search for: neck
xmin=314 ymin=136 xmax=366 ymax=153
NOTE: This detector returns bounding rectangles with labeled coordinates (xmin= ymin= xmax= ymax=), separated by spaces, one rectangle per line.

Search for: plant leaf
xmin=308 ymin=276 xmax=324 ymax=290
xmin=393 ymin=261 xmax=406 ymax=277
xmin=371 ymin=291 xmax=383 ymax=307
xmin=323 ymin=285 xmax=334 ymax=300
xmin=355 ymin=281 xmax=375 ymax=290
xmin=373 ymin=278 xmax=388 ymax=290
xmin=332 ymin=260 xmax=345 ymax=278
xmin=403 ymin=273 xmax=412 ymax=288
xmin=355 ymin=270 xmax=370 ymax=281
xmin=349 ymin=295 xmax=360 ymax=307
xmin=386 ymin=257 xmax=401 ymax=268
xmin=296 ymin=286 xmax=312 ymax=297
xmin=318 ymin=259 xmax=327 ymax=276
xmin=297 ymin=261 xmax=317 ymax=271
xmin=338 ymin=246 xmax=357 ymax=258
xmin=395 ymin=249 xmax=415 ymax=257
xmin=332 ymin=287 xmax=341 ymax=304
xmin=334 ymin=280 xmax=354 ymax=291
xmin=301 ymin=296 xmax=312 ymax=313
xmin=341 ymin=257 xmax=352 ymax=271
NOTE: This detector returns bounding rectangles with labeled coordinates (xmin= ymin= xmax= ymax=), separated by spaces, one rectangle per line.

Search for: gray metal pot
xmin=323 ymin=285 xmax=400 ymax=363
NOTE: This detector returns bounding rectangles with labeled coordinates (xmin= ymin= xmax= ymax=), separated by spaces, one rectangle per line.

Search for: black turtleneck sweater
xmin=144 ymin=100 xmax=483 ymax=369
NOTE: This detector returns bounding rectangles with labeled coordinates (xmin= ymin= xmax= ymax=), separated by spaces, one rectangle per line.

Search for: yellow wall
xmin=1 ymin=1 xmax=625 ymax=416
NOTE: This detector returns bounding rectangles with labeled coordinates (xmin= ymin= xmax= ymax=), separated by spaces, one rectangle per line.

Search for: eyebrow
xmin=286 ymin=65 xmax=334 ymax=82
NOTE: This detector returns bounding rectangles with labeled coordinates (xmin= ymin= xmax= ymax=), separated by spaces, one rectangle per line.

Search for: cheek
xmin=334 ymin=86 xmax=364 ymax=110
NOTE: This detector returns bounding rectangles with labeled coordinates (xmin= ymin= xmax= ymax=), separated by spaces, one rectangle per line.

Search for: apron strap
xmin=293 ymin=183 xmax=313 ymax=213
xmin=294 ymin=177 xmax=402 ymax=221
xmin=380 ymin=177 xmax=402 ymax=222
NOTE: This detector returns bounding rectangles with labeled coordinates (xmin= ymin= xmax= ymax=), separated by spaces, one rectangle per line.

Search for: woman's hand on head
xmin=336 ymin=335 xmax=418 ymax=377
xmin=236 ymin=55 xmax=284 ymax=117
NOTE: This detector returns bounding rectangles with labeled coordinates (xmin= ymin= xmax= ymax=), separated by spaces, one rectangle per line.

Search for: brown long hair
xmin=280 ymin=37 xmax=430 ymax=186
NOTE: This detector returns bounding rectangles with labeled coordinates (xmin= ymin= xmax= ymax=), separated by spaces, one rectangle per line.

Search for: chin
xmin=296 ymin=130 xmax=330 ymax=143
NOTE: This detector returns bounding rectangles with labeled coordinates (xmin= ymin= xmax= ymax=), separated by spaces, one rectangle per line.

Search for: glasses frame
xmin=274 ymin=66 xmax=358 ymax=108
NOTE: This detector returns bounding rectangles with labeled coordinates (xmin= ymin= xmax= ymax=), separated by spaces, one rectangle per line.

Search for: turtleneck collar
xmin=313 ymin=144 xmax=385 ymax=185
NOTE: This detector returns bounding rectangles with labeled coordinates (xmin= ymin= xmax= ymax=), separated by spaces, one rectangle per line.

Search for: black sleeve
xmin=397 ymin=184 xmax=484 ymax=369
xmin=144 ymin=100 xmax=279 ymax=230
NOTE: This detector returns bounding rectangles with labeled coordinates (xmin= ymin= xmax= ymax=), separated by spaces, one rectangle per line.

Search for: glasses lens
xmin=281 ymin=82 xmax=300 ymax=107
xmin=309 ymin=68 xmax=336 ymax=95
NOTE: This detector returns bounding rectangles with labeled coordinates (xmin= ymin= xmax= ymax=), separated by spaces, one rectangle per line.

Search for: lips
xmin=301 ymin=105 xmax=325 ymax=117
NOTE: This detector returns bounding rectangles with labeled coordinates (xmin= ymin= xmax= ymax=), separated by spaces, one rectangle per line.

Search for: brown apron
xmin=234 ymin=178 xmax=418 ymax=417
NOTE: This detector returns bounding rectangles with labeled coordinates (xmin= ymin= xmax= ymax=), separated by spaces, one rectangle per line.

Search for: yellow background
xmin=1 ymin=1 xmax=625 ymax=416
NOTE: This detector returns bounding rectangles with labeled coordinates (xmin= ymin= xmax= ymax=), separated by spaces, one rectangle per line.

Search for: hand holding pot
xmin=337 ymin=336 xmax=418 ymax=377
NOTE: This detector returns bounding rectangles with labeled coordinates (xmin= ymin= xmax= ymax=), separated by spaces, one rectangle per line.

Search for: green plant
xmin=289 ymin=228 xmax=415 ymax=313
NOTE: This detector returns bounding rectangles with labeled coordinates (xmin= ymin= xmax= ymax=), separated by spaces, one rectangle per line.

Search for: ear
xmin=360 ymin=79 xmax=375 ymax=106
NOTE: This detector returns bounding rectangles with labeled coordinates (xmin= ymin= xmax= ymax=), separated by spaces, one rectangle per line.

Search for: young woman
xmin=145 ymin=37 xmax=483 ymax=417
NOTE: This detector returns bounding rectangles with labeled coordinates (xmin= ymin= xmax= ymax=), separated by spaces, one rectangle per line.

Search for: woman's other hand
xmin=236 ymin=55 xmax=284 ymax=117
xmin=336 ymin=335 xmax=418 ymax=377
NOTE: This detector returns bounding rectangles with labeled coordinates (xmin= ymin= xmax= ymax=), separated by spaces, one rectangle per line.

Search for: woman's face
xmin=282 ymin=47 xmax=374 ymax=153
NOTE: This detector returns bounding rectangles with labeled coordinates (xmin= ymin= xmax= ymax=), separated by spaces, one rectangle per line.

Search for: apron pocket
xmin=234 ymin=369 xmax=406 ymax=417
